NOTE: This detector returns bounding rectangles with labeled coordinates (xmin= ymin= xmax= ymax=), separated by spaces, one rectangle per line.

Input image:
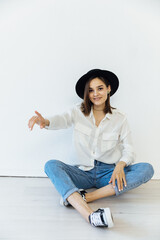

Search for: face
xmin=89 ymin=78 xmax=111 ymax=107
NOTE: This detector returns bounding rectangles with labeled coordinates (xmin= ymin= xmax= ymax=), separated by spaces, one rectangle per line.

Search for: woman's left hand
xmin=109 ymin=161 xmax=127 ymax=191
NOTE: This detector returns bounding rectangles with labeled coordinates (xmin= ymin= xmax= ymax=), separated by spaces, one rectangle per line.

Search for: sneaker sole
xmin=104 ymin=208 xmax=114 ymax=228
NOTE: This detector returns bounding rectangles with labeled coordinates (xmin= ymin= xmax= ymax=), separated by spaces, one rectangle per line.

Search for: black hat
xmin=75 ymin=69 xmax=119 ymax=99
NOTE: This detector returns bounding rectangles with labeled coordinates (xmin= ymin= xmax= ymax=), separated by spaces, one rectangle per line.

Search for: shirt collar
xmin=89 ymin=106 xmax=111 ymax=120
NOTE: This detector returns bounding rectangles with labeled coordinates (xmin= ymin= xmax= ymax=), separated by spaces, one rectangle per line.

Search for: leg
xmin=114 ymin=162 xmax=154 ymax=196
xmin=44 ymin=160 xmax=94 ymax=222
xmin=85 ymin=162 xmax=154 ymax=201
xmin=85 ymin=184 xmax=116 ymax=203
xmin=44 ymin=159 xmax=94 ymax=202
xmin=85 ymin=162 xmax=116 ymax=202
xmin=44 ymin=159 xmax=114 ymax=227
xmin=67 ymin=192 xmax=93 ymax=222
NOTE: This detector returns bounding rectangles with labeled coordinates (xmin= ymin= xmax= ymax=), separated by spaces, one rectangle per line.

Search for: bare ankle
xmin=85 ymin=192 xmax=93 ymax=203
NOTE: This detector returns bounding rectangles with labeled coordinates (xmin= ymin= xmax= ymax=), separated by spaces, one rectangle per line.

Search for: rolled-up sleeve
xmin=45 ymin=107 xmax=75 ymax=130
xmin=118 ymin=117 xmax=136 ymax=166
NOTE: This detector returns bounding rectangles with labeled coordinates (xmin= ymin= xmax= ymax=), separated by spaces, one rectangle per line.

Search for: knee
xmin=146 ymin=163 xmax=154 ymax=179
xmin=142 ymin=163 xmax=154 ymax=180
xmin=44 ymin=159 xmax=62 ymax=173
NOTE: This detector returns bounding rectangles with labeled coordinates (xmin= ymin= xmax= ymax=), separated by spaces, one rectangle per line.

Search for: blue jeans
xmin=44 ymin=160 xmax=154 ymax=203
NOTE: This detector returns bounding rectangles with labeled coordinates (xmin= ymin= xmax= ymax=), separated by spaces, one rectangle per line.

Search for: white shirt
xmin=45 ymin=103 xmax=136 ymax=171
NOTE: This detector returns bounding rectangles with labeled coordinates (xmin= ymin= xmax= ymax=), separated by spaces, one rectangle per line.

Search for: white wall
xmin=0 ymin=0 xmax=159 ymax=178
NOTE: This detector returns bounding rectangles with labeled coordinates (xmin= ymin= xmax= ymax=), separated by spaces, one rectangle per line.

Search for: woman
xmin=28 ymin=69 xmax=154 ymax=228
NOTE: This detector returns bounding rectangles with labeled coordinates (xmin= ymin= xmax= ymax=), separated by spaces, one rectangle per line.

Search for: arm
xmin=28 ymin=111 xmax=50 ymax=131
xmin=45 ymin=119 xmax=50 ymax=127
xmin=28 ymin=106 xmax=75 ymax=131
xmin=45 ymin=107 xmax=75 ymax=130
xmin=109 ymin=161 xmax=127 ymax=191
xmin=109 ymin=117 xmax=136 ymax=191
xmin=118 ymin=117 xmax=135 ymax=166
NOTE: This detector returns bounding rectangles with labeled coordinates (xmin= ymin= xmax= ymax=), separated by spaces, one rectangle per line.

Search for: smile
xmin=93 ymin=98 xmax=101 ymax=101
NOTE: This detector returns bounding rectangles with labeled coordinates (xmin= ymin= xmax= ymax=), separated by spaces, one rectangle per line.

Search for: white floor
xmin=0 ymin=177 xmax=159 ymax=240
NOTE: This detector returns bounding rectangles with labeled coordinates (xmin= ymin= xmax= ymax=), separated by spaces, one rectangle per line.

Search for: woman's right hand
xmin=28 ymin=111 xmax=49 ymax=131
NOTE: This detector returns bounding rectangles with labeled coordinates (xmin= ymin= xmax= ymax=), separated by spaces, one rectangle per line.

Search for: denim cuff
xmin=63 ymin=187 xmax=79 ymax=202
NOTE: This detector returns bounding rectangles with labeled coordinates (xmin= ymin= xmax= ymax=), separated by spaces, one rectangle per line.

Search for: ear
xmin=107 ymin=85 xmax=111 ymax=93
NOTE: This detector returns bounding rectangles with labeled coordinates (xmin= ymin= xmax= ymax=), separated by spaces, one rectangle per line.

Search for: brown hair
xmin=80 ymin=76 xmax=116 ymax=116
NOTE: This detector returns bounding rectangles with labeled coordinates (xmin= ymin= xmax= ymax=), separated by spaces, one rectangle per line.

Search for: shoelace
xmin=90 ymin=209 xmax=108 ymax=227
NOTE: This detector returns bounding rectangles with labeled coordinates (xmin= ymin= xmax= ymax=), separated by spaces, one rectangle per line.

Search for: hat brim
xmin=75 ymin=69 xmax=119 ymax=99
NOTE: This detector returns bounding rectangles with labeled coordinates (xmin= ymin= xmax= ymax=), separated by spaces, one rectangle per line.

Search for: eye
xmin=89 ymin=89 xmax=93 ymax=92
xmin=98 ymin=88 xmax=103 ymax=90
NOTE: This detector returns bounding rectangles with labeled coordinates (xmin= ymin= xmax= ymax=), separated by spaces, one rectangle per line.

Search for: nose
xmin=93 ymin=90 xmax=98 ymax=96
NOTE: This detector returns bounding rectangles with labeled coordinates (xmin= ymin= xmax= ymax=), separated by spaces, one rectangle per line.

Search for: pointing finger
xmin=35 ymin=111 xmax=42 ymax=118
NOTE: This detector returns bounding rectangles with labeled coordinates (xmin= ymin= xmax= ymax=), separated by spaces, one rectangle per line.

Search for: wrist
xmin=45 ymin=119 xmax=50 ymax=127
xmin=117 ymin=161 xmax=127 ymax=168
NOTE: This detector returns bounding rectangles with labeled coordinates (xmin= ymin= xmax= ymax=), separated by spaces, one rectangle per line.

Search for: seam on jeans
xmin=143 ymin=176 xmax=152 ymax=183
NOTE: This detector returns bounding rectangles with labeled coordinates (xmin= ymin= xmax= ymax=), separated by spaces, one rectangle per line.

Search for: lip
xmin=93 ymin=97 xmax=101 ymax=101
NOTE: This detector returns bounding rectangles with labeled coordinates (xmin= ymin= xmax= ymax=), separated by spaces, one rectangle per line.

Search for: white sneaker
xmin=60 ymin=189 xmax=87 ymax=206
xmin=89 ymin=208 xmax=114 ymax=228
